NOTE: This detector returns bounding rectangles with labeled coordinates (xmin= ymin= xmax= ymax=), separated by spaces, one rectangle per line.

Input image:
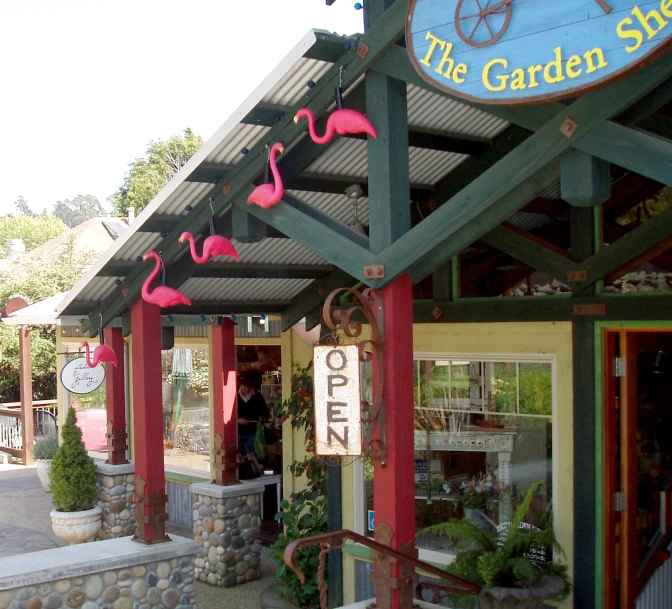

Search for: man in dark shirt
xmin=237 ymin=377 xmax=270 ymax=462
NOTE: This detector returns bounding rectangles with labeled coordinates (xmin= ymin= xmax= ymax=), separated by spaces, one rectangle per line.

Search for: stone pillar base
xmin=189 ymin=481 xmax=264 ymax=587
xmin=96 ymin=462 xmax=136 ymax=540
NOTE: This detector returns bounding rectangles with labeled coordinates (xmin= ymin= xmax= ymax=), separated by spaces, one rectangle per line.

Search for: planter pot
xmin=464 ymin=507 xmax=490 ymax=531
xmin=36 ymin=460 xmax=51 ymax=493
xmin=50 ymin=505 xmax=102 ymax=544
xmin=478 ymin=576 xmax=566 ymax=609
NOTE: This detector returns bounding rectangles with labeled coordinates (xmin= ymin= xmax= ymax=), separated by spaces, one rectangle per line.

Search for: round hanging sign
xmin=406 ymin=0 xmax=672 ymax=105
xmin=60 ymin=358 xmax=105 ymax=395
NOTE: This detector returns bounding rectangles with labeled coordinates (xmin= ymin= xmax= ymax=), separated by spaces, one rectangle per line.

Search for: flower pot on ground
xmin=423 ymin=481 xmax=571 ymax=609
xmin=49 ymin=407 xmax=101 ymax=544
xmin=33 ymin=436 xmax=58 ymax=493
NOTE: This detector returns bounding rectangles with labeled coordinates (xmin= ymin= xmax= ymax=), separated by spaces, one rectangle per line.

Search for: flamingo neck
xmin=188 ymin=236 xmax=207 ymax=264
xmin=269 ymin=148 xmax=283 ymax=197
xmin=305 ymin=111 xmax=331 ymax=145
xmin=82 ymin=342 xmax=93 ymax=367
xmin=142 ymin=254 xmax=161 ymax=300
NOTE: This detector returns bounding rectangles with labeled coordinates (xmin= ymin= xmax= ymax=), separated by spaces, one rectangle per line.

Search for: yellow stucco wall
xmin=283 ymin=321 xmax=574 ymax=607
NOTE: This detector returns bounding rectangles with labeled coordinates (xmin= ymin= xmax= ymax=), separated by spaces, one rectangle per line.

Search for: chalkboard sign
xmin=406 ymin=0 xmax=672 ymax=105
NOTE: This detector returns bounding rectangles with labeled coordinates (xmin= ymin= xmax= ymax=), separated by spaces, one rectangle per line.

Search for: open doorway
xmin=603 ymin=329 xmax=672 ymax=609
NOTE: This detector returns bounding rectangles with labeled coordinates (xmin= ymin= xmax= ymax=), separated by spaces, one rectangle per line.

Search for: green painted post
xmin=562 ymin=150 xmax=611 ymax=207
xmin=567 ymin=160 xmax=599 ymax=609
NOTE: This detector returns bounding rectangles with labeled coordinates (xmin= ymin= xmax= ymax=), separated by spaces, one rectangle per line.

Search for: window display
xmin=363 ymin=356 xmax=554 ymax=557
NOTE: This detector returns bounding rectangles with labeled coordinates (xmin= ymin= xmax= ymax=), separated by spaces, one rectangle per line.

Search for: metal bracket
xmin=573 ymin=303 xmax=607 ymax=316
xmin=364 ymin=265 xmax=385 ymax=279
xmin=567 ymin=270 xmax=588 ymax=282
xmin=357 ymin=42 xmax=370 ymax=59
xmin=560 ymin=117 xmax=579 ymax=138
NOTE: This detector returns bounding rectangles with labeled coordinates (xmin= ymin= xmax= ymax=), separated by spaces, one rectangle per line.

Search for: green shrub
xmin=49 ymin=408 xmax=97 ymax=511
xmin=34 ymin=436 xmax=58 ymax=460
xmin=423 ymin=482 xmax=571 ymax=607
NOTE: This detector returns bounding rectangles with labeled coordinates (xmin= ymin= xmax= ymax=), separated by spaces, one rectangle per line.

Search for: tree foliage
xmin=49 ymin=407 xmax=97 ymax=511
xmin=0 ymin=214 xmax=67 ymax=257
xmin=52 ymin=194 xmax=106 ymax=228
xmin=14 ymin=196 xmax=33 ymax=216
xmin=0 ymin=237 xmax=95 ymax=402
xmin=111 ymin=128 xmax=203 ymax=216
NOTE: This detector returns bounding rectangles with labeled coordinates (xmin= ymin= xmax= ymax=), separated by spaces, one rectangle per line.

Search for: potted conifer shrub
xmin=423 ymin=482 xmax=571 ymax=609
xmin=34 ymin=436 xmax=59 ymax=492
xmin=49 ymin=407 xmax=101 ymax=544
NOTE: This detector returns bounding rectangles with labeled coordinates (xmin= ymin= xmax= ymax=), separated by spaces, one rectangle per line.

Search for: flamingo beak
xmin=278 ymin=146 xmax=285 ymax=154
xmin=293 ymin=114 xmax=299 ymax=124
xmin=178 ymin=237 xmax=185 ymax=245
xmin=142 ymin=254 xmax=149 ymax=261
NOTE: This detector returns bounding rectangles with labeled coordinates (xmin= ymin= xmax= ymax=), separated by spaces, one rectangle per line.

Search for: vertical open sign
xmin=314 ymin=345 xmax=362 ymax=456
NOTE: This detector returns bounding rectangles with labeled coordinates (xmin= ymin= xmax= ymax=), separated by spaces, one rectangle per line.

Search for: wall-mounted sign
xmin=60 ymin=358 xmax=105 ymax=395
xmin=406 ymin=0 xmax=672 ymax=105
xmin=313 ymin=345 xmax=362 ymax=456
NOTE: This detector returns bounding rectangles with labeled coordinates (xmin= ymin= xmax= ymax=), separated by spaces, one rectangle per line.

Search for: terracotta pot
xmin=50 ymin=505 xmax=102 ymax=544
xmin=478 ymin=576 xmax=566 ymax=609
xmin=36 ymin=460 xmax=51 ymax=493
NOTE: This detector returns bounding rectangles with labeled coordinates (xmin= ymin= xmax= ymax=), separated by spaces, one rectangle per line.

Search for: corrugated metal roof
xmin=57 ymin=28 xmax=530 ymax=322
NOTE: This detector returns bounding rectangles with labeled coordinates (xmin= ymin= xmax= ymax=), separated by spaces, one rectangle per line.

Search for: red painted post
xmin=374 ymin=274 xmax=416 ymax=609
xmin=130 ymin=298 xmax=169 ymax=543
xmin=211 ymin=320 xmax=239 ymax=485
xmin=104 ymin=327 xmax=129 ymax=464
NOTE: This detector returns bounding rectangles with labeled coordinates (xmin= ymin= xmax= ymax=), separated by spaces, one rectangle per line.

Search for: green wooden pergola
xmin=58 ymin=1 xmax=672 ymax=607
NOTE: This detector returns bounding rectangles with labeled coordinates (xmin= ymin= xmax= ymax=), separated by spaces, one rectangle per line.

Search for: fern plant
xmin=49 ymin=407 xmax=97 ymax=511
xmin=423 ymin=481 xmax=571 ymax=602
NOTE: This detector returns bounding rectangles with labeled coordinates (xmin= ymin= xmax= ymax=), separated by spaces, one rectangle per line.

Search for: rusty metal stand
xmin=370 ymin=524 xmax=418 ymax=609
xmin=105 ymin=421 xmax=129 ymax=465
xmin=212 ymin=435 xmax=241 ymax=485
xmin=132 ymin=475 xmax=170 ymax=544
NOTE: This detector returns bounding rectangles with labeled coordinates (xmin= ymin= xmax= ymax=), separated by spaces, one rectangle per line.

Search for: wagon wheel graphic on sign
xmin=454 ymin=0 xmax=515 ymax=48
xmin=454 ymin=0 xmax=613 ymax=49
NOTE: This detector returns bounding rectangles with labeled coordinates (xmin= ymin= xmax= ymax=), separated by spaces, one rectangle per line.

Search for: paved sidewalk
xmin=0 ymin=465 xmax=279 ymax=609
xmin=0 ymin=464 xmax=65 ymax=555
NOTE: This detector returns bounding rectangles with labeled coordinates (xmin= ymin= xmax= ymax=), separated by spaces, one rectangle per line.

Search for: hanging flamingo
xmin=141 ymin=251 xmax=192 ymax=308
xmin=178 ymin=233 xmax=239 ymax=263
xmin=80 ymin=341 xmax=118 ymax=368
xmin=294 ymin=108 xmax=377 ymax=144
xmin=247 ymin=142 xmax=285 ymax=209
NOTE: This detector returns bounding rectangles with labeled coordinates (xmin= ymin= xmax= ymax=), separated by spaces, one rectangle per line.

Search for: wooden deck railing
xmin=0 ymin=400 xmax=58 ymax=461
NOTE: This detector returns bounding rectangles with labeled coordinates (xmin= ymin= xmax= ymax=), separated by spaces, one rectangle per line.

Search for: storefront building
xmin=54 ymin=2 xmax=672 ymax=608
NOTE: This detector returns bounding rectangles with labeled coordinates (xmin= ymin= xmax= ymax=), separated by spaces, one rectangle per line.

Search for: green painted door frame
xmin=593 ymin=319 xmax=672 ymax=609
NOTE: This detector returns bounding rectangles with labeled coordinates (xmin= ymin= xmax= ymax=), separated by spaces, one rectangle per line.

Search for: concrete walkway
xmin=0 ymin=464 xmax=279 ymax=609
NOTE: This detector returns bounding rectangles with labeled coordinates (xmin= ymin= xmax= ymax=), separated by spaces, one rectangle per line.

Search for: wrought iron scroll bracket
xmin=322 ymin=286 xmax=386 ymax=465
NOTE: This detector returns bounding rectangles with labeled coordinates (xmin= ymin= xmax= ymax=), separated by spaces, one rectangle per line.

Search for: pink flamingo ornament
xmin=80 ymin=341 xmax=118 ymax=368
xmin=294 ymin=108 xmax=377 ymax=144
xmin=178 ymin=232 xmax=239 ymax=263
xmin=141 ymin=251 xmax=192 ymax=308
xmin=247 ymin=142 xmax=285 ymax=209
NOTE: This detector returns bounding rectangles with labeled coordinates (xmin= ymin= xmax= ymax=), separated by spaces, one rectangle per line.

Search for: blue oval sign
xmin=407 ymin=0 xmax=672 ymax=105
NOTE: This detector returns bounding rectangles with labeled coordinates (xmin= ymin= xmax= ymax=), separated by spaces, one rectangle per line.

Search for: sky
xmin=0 ymin=0 xmax=363 ymax=217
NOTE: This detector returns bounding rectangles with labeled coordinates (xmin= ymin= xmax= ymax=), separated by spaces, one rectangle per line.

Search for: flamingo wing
xmin=93 ymin=345 xmax=118 ymax=367
xmin=205 ymin=236 xmax=240 ymax=261
xmin=151 ymin=286 xmax=192 ymax=308
xmin=247 ymin=184 xmax=281 ymax=209
xmin=331 ymin=109 xmax=377 ymax=138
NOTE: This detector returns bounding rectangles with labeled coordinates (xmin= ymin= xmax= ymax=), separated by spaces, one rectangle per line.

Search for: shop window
xmin=63 ymin=353 xmax=107 ymax=451
xmin=162 ymin=348 xmax=210 ymax=473
xmin=361 ymin=356 xmax=554 ymax=560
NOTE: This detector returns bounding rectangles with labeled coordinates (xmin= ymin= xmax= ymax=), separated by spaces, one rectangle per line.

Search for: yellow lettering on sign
xmin=543 ymin=47 xmax=565 ymax=84
xmin=527 ymin=65 xmax=543 ymax=88
xmin=631 ymin=6 xmax=668 ymax=38
xmin=436 ymin=43 xmax=456 ymax=76
xmin=584 ymin=48 xmax=608 ymax=73
xmin=482 ymin=58 xmax=508 ymax=91
xmin=453 ymin=63 xmax=468 ymax=83
xmin=420 ymin=31 xmax=446 ymax=67
xmin=566 ymin=55 xmax=583 ymax=78
xmin=662 ymin=0 xmax=672 ymax=18
xmin=617 ymin=17 xmax=644 ymax=52
xmin=510 ymin=68 xmax=526 ymax=90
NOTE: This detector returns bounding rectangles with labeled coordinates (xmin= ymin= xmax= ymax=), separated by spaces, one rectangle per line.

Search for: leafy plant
xmin=270 ymin=363 xmax=327 ymax=608
xmin=49 ymin=408 xmax=97 ymax=511
xmin=450 ymin=470 xmax=508 ymax=510
xmin=34 ymin=436 xmax=59 ymax=460
xmin=423 ymin=482 xmax=570 ymax=605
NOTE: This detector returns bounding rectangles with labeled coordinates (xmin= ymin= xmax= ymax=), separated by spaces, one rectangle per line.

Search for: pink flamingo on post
xmin=247 ymin=142 xmax=285 ymax=209
xmin=80 ymin=341 xmax=118 ymax=368
xmin=141 ymin=250 xmax=192 ymax=308
xmin=179 ymin=232 xmax=239 ymax=263
xmin=294 ymin=108 xmax=377 ymax=144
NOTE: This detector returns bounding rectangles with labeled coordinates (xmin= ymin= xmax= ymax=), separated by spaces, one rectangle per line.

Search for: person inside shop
xmin=237 ymin=374 xmax=270 ymax=474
